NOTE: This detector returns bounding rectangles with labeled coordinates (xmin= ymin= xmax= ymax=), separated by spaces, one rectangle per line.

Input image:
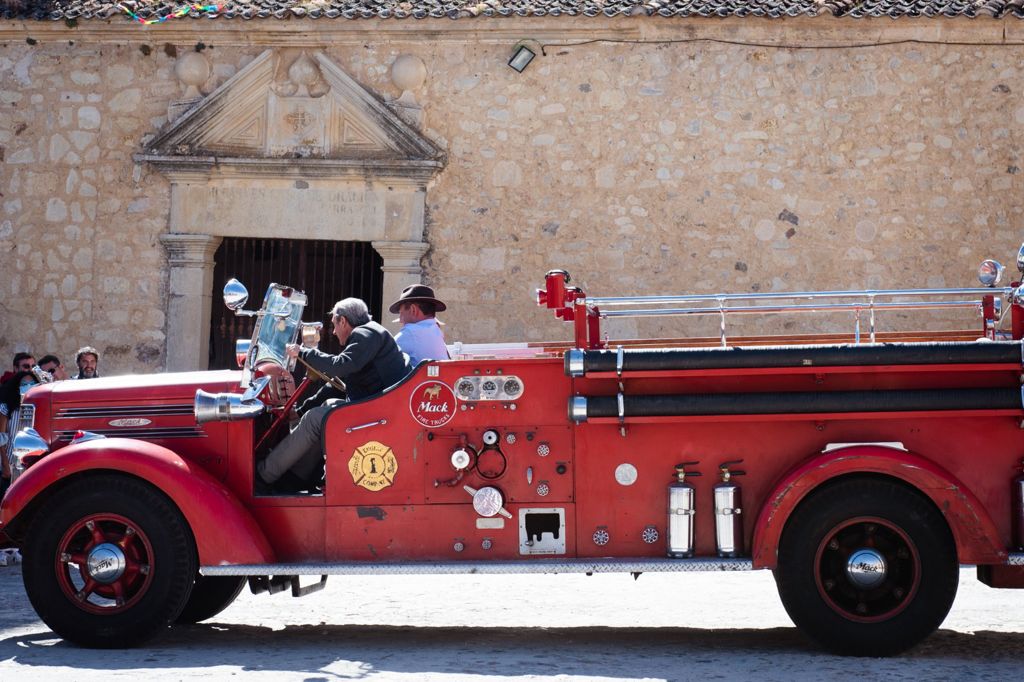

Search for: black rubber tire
xmin=175 ymin=575 xmax=246 ymax=624
xmin=775 ymin=477 xmax=959 ymax=656
xmin=22 ymin=475 xmax=197 ymax=648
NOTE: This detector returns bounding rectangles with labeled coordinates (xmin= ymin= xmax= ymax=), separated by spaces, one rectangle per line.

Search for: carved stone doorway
xmin=140 ymin=50 xmax=445 ymax=371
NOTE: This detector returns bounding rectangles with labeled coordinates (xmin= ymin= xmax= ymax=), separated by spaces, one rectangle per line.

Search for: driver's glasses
xmin=17 ymin=362 xmax=35 ymax=371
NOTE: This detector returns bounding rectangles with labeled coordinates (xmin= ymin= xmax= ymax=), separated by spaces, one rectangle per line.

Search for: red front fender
xmin=751 ymin=445 xmax=1006 ymax=569
xmin=0 ymin=438 xmax=274 ymax=566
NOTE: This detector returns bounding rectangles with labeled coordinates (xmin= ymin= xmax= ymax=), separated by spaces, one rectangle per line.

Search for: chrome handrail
xmin=585 ymin=287 xmax=1013 ymax=347
xmin=599 ymin=300 xmax=986 ymax=317
xmin=588 ymin=287 xmax=1015 ymax=307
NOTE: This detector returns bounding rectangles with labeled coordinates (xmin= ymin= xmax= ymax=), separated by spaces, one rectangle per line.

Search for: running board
xmin=202 ymin=557 xmax=756 ymax=577
xmin=203 ymin=553 xmax=1024 ymax=576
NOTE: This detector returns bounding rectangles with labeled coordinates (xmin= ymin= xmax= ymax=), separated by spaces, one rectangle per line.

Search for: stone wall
xmin=1 ymin=18 xmax=1023 ymax=373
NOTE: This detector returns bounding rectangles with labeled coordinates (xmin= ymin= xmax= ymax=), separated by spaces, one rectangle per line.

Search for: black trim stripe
xmin=54 ymin=427 xmax=206 ymax=441
xmin=55 ymin=404 xmax=194 ymax=419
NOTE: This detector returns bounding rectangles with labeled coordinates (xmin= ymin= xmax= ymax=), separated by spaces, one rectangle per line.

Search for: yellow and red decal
xmin=348 ymin=441 xmax=399 ymax=491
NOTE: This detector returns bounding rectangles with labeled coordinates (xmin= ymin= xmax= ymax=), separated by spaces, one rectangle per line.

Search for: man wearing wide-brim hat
xmin=391 ymin=284 xmax=450 ymax=367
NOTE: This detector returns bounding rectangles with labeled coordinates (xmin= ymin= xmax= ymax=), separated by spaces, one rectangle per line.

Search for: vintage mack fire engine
xmin=3 ymin=251 xmax=1024 ymax=656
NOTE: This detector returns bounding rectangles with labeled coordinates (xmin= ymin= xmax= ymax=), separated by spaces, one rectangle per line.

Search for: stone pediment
xmin=143 ymin=50 xmax=443 ymax=169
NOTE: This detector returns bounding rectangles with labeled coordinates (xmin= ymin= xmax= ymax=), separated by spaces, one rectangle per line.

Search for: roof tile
xmin=2 ymin=0 xmax=1022 ymax=21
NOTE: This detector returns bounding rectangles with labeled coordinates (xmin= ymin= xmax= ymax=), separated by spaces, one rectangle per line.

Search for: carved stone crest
xmin=143 ymin=50 xmax=442 ymax=163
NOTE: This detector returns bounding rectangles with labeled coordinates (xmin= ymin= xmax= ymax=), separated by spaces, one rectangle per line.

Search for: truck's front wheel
xmin=23 ymin=475 xmax=197 ymax=648
xmin=775 ymin=477 xmax=958 ymax=656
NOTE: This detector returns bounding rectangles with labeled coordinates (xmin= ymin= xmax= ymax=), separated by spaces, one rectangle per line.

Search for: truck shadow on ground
xmin=2 ymin=624 xmax=1023 ymax=677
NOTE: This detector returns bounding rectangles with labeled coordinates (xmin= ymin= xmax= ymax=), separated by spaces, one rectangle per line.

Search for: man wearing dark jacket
xmin=256 ymin=297 xmax=408 ymax=493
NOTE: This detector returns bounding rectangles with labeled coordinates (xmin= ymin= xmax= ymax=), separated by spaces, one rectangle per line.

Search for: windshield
xmin=248 ymin=284 xmax=308 ymax=371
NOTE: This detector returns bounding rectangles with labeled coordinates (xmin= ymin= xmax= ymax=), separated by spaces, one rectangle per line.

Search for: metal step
xmin=204 ymin=554 xmax=1024 ymax=576
xmin=203 ymin=557 xmax=755 ymax=577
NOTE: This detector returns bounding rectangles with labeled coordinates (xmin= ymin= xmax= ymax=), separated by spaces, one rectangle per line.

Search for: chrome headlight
xmin=8 ymin=428 xmax=49 ymax=484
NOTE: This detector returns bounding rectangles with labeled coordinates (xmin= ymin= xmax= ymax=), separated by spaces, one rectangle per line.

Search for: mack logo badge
xmin=409 ymin=381 xmax=456 ymax=428
xmin=108 ymin=418 xmax=152 ymax=427
xmin=349 ymin=441 xmax=398 ymax=492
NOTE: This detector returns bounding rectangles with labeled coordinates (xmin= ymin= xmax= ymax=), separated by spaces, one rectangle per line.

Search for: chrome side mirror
xmin=978 ymin=259 xmax=1004 ymax=287
xmin=223 ymin=278 xmax=249 ymax=311
xmin=1016 ymin=243 xmax=1024 ymax=273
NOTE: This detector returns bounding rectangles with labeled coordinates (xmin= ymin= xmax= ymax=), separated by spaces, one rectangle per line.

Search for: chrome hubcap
xmin=846 ymin=548 xmax=887 ymax=589
xmin=86 ymin=542 xmax=127 ymax=584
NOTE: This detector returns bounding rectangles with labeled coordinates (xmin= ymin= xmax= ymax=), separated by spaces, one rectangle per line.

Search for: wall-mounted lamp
xmin=508 ymin=45 xmax=536 ymax=73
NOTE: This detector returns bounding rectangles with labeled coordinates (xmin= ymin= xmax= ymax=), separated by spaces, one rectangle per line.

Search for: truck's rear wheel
xmin=23 ymin=475 xmax=196 ymax=647
xmin=775 ymin=477 xmax=958 ymax=656
xmin=176 ymin=575 xmax=246 ymax=624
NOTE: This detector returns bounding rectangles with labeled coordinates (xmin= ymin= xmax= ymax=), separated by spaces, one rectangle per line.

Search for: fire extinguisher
xmin=668 ymin=462 xmax=701 ymax=558
xmin=714 ymin=460 xmax=746 ymax=558
xmin=1013 ymin=458 xmax=1024 ymax=551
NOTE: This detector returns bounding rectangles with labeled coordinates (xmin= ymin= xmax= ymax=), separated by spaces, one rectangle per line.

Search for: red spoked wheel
xmin=813 ymin=516 xmax=921 ymax=623
xmin=53 ymin=513 xmax=156 ymax=616
xmin=775 ymin=478 xmax=958 ymax=656
xmin=24 ymin=475 xmax=197 ymax=648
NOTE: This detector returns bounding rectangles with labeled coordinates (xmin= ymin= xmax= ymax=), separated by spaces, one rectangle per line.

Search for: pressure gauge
xmin=480 ymin=378 xmax=499 ymax=398
xmin=482 ymin=429 xmax=499 ymax=446
xmin=502 ymin=378 xmax=523 ymax=398
xmin=457 ymin=379 xmax=475 ymax=399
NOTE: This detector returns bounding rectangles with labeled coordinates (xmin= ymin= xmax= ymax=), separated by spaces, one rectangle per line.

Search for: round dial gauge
xmin=502 ymin=378 xmax=522 ymax=397
xmin=480 ymin=379 xmax=499 ymax=398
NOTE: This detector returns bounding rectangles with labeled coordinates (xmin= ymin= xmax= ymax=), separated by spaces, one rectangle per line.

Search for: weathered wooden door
xmin=209 ymin=238 xmax=383 ymax=370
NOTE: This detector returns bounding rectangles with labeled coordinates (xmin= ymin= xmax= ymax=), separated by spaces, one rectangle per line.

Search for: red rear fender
xmin=0 ymin=438 xmax=274 ymax=566
xmin=751 ymin=445 xmax=1005 ymax=568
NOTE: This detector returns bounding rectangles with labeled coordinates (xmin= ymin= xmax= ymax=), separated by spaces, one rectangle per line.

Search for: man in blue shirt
xmin=391 ymin=284 xmax=450 ymax=367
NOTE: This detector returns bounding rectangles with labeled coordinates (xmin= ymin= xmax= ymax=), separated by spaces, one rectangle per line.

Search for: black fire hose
xmin=571 ymin=387 xmax=1024 ymax=422
xmin=565 ymin=342 xmax=1023 ymax=377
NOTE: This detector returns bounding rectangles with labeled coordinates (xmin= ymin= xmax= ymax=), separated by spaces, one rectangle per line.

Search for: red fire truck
xmin=3 ymin=252 xmax=1024 ymax=656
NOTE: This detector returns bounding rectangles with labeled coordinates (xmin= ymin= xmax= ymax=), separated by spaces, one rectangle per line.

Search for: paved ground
xmin=1 ymin=565 xmax=1023 ymax=680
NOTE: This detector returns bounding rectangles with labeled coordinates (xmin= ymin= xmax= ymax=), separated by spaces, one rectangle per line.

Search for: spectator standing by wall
xmin=38 ymin=354 xmax=69 ymax=381
xmin=73 ymin=346 xmax=100 ymax=379
xmin=1 ymin=352 xmax=35 ymax=385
